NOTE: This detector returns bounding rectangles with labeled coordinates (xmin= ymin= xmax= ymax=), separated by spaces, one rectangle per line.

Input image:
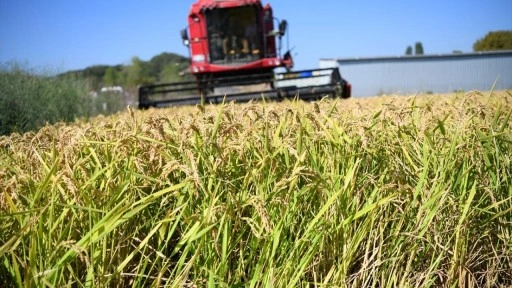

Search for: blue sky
xmin=1 ymin=0 xmax=511 ymax=72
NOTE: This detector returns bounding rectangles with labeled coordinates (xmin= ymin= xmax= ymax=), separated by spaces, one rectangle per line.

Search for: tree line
xmin=405 ymin=30 xmax=512 ymax=55
xmin=59 ymin=52 xmax=193 ymax=92
xmin=1 ymin=52 xmax=193 ymax=136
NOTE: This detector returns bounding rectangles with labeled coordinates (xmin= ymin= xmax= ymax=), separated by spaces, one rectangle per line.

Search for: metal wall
xmin=320 ymin=51 xmax=512 ymax=97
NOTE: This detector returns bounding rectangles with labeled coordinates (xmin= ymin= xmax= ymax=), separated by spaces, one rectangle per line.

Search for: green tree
xmin=160 ymin=63 xmax=190 ymax=83
xmin=126 ymin=56 xmax=153 ymax=86
xmin=103 ymin=67 xmax=118 ymax=86
xmin=405 ymin=46 xmax=413 ymax=55
xmin=58 ymin=52 xmax=191 ymax=89
xmin=473 ymin=30 xmax=512 ymax=51
xmin=148 ymin=52 xmax=190 ymax=80
xmin=415 ymin=42 xmax=424 ymax=55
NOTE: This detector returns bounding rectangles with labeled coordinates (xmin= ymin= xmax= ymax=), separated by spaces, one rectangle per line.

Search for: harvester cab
xmin=138 ymin=0 xmax=351 ymax=109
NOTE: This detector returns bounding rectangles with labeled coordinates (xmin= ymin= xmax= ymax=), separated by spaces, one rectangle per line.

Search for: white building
xmin=320 ymin=50 xmax=512 ymax=97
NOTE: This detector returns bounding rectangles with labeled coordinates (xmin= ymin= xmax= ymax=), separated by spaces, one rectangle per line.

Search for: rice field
xmin=1 ymin=90 xmax=511 ymax=287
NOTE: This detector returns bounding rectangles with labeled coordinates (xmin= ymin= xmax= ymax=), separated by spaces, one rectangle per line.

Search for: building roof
xmin=321 ymin=50 xmax=512 ymax=64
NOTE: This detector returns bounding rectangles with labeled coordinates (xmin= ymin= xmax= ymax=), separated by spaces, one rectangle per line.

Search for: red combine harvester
xmin=138 ymin=0 xmax=351 ymax=108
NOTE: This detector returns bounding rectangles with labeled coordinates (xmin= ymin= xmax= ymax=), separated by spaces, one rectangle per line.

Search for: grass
xmin=0 ymin=63 xmax=126 ymax=136
xmin=0 ymin=63 xmax=92 ymax=136
xmin=0 ymin=90 xmax=511 ymax=287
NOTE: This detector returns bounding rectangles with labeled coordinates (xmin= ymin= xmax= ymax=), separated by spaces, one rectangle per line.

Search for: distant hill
xmin=58 ymin=52 xmax=192 ymax=91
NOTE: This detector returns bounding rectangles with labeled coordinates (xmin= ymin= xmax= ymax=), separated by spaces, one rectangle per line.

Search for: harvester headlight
xmin=192 ymin=54 xmax=205 ymax=62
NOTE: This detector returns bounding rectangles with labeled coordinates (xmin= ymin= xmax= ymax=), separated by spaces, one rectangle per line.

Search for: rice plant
xmin=0 ymin=90 xmax=511 ymax=287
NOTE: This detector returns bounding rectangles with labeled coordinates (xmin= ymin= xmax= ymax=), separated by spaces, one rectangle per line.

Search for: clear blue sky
xmin=1 ymin=0 xmax=511 ymax=72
